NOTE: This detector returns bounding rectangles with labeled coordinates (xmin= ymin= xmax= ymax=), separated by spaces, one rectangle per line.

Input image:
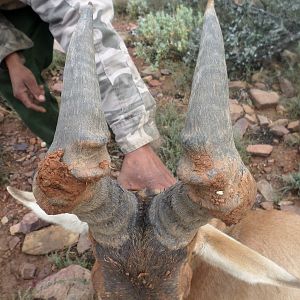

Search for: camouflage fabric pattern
xmin=0 ymin=0 xmax=159 ymax=153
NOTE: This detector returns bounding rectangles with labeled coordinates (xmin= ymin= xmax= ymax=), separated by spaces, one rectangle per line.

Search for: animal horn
xmin=33 ymin=4 xmax=138 ymax=248
xmin=177 ymin=0 xmax=256 ymax=225
xmin=150 ymin=0 xmax=256 ymax=250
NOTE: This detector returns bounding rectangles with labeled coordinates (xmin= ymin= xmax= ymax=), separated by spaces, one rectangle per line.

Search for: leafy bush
xmin=126 ymin=0 xmax=149 ymax=18
xmin=281 ymin=170 xmax=300 ymax=196
xmin=135 ymin=5 xmax=202 ymax=66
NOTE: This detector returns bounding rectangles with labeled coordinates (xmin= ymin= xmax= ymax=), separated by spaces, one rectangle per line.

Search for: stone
xmin=228 ymin=81 xmax=247 ymax=89
xmin=260 ymin=202 xmax=274 ymax=211
xmin=249 ymin=89 xmax=279 ymax=109
xmin=18 ymin=212 xmax=49 ymax=234
xmin=52 ymin=82 xmax=63 ymax=93
xmin=8 ymin=236 xmax=20 ymax=250
xmin=229 ymin=102 xmax=244 ymax=123
xmin=41 ymin=141 xmax=47 ymax=148
xmin=269 ymin=119 xmax=289 ymax=128
xmin=270 ymin=125 xmax=289 ymax=137
xmin=253 ymin=82 xmax=267 ymax=90
xmin=20 ymin=263 xmax=36 ymax=279
xmin=284 ymin=133 xmax=300 ymax=146
xmin=257 ymin=114 xmax=270 ymax=126
xmin=141 ymin=66 xmax=157 ymax=77
xmin=33 ymin=265 xmax=94 ymax=300
xmin=279 ymin=77 xmax=295 ymax=98
xmin=244 ymin=113 xmax=257 ymax=124
xmin=10 ymin=223 xmax=21 ymax=235
xmin=272 ymin=138 xmax=280 ymax=145
xmin=1 ymin=216 xmax=8 ymax=225
xmin=77 ymin=233 xmax=92 ymax=254
xmin=257 ymin=179 xmax=276 ymax=202
xmin=288 ymin=120 xmax=300 ymax=132
xmin=160 ymin=68 xmax=172 ymax=75
xmin=267 ymin=159 xmax=275 ymax=164
xmin=149 ymin=80 xmax=161 ymax=88
xmin=22 ymin=225 xmax=79 ymax=255
xmin=246 ymin=144 xmax=273 ymax=157
xmin=276 ymin=105 xmax=287 ymax=114
xmin=279 ymin=200 xmax=294 ymax=206
xmin=13 ymin=143 xmax=28 ymax=151
xmin=143 ymin=75 xmax=153 ymax=83
xmin=242 ymin=104 xmax=255 ymax=115
xmin=233 ymin=118 xmax=249 ymax=138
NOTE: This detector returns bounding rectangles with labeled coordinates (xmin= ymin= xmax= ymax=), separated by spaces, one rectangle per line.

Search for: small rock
xmin=33 ymin=265 xmax=94 ymax=300
xmin=249 ymin=89 xmax=279 ymax=109
xmin=77 ymin=233 xmax=92 ymax=254
xmin=281 ymin=50 xmax=298 ymax=65
xmin=257 ymin=114 xmax=270 ymax=126
xmin=13 ymin=143 xmax=28 ymax=151
xmin=284 ymin=133 xmax=300 ymax=146
xmin=288 ymin=120 xmax=300 ymax=132
xmin=20 ymin=263 xmax=36 ymax=279
xmin=263 ymin=166 xmax=272 ymax=173
xmin=246 ymin=144 xmax=273 ymax=157
xmin=160 ymin=69 xmax=172 ymax=75
xmin=272 ymin=138 xmax=280 ymax=145
xmin=279 ymin=77 xmax=295 ymax=98
xmin=257 ymin=179 xmax=276 ymax=202
xmin=260 ymin=202 xmax=274 ymax=211
xmin=19 ymin=212 xmax=49 ymax=234
xmin=244 ymin=113 xmax=257 ymax=124
xmin=41 ymin=141 xmax=47 ymax=148
xmin=228 ymin=81 xmax=247 ymax=89
xmin=276 ymin=104 xmax=287 ymax=114
xmin=149 ymin=80 xmax=161 ymax=88
xmin=143 ymin=75 xmax=153 ymax=83
xmin=229 ymin=102 xmax=244 ymax=123
xmin=1 ymin=216 xmax=8 ymax=225
xmin=267 ymin=159 xmax=275 ymax=164
xmin=52 ymin=82 xmax=63 ymax=93
xmin=242 ymin=104 xmax=255 ymax=115
xmin=253 ymin=82 xmax=267 ymax=90
xmin=270 ymin=125 xmax=289 ymax=137
xmin=10 ymin=223 xmax=21 ymax=235
xmin=141 ymin=66 xmax=157 ymax=77
xmin=269 ymin=119 xmax=289 ymax=128
xmin=29 ymin=138 xmax=36 ymax=145
xmin=233 ymin=118 xmax=249 ymax=138
xmin=8 ymin=236 xmax=20 ymax=250
xmin=279 ymin=200 xmax=294 ymax=206
xmin=22 ymin=225 xmax=79 ymax=255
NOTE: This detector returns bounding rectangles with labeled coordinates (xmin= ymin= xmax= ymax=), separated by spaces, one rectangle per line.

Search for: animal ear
xmin=7 ymin=186 xmax=36 ymax=203
xmin=193 ymin=224 xmax=300 ymax=289
xmin=7 ymin=186 xmax=88 ymax=234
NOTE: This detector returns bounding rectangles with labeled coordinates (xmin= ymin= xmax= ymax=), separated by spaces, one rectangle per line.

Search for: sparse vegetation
xmin=48 ymin=50 xmax=66 ymax=73
xmin=286 ymin=97 xmax=300 ymax=119
xmin=13 ymin=289 xmax=33 ymax=300
xmin=281 ymin=170 xmax=300 ymax=196
xmin=156 ymin=103 xmax=185 ymax=175
xmin=234 ymin=136 xmax=251 ymax=164
xmin=48 ymin=247 xmax=94 ymax=271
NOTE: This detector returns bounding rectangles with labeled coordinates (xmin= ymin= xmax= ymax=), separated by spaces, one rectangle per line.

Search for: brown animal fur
xmin=187 ymin=210 xmax=300 ymax=300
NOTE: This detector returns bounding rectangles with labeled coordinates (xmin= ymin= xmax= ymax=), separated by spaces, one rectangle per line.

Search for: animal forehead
xmin=94 ymin=233 xmax=188 ymax=298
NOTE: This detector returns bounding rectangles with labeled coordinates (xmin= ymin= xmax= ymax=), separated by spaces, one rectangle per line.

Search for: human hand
xmin=5 ymin=53 xmax=46 ymax=112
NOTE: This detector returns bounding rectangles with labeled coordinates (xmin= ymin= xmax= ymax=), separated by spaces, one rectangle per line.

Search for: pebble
xmin=249 ymin=89 xmax=279 ymax=109
xmin=246 ymin=144 xmax=273 ymax=157
xmin=1 ymin=216 xmax=9 ymax=225
xmin=270 ymin=125 xmax=289 ymax=137
xmin=20 ymin=262 xmax=37 ymax=280
xmin=288 ymin=120 xmax=300 ymax=132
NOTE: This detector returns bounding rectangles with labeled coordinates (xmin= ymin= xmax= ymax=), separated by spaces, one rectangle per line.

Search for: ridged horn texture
xmin=150 ymin=0 xmax=256 ymax=250
xmin=33 ymin=4 xmax=137 ymax=248
xmin=177 ymin=1 xmax=256 ymax=225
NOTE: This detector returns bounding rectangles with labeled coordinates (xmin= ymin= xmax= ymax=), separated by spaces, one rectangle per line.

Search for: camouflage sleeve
xmin=0 ymin=11 xmax=33 ymax=64
xmin=23 ymin=0 xmax=160 ymax=153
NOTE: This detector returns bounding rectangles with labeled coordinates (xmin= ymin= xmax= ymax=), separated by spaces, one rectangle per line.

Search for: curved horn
xmin=33 ymin=4 xmax=137 ymax=248
xmin=150 ymin=0 xmax=256 ymax=250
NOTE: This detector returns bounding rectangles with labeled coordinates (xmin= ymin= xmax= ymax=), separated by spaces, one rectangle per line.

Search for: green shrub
xmin=135 ymin=5 xmax=203 ymax=66
xmin=156 ymin=103 xmax=185 ymax=175
xmin=281 ymin=170 xmax=300 ymax=196
xmin=126 ymin=0 xmax=149 ymax=18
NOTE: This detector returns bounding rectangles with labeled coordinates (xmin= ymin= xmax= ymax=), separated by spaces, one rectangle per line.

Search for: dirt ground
xmin=1 ymin=20 xmax=300 ymax=299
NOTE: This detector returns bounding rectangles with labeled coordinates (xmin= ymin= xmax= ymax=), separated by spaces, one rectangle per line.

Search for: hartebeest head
xmin=17 ymin=1 xmax=299 ymax=299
